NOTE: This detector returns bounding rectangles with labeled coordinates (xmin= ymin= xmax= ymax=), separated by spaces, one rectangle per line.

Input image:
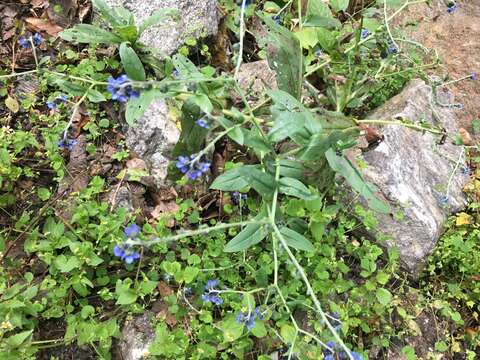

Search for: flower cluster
xmin=19 ymin=33 xmax=43 ymax=49
xmin=58 ymin=138 xmax=77 ymax=151
xmin=113 ymin=224 xmax=142 ymax=264
xmin=107 ymin=75 xmax=139 ymax=103
xmin=236 ymin=307 xmax=264 ymax=331
xmin=201 ymin=279 xmax=223 ymax=305
xmin=176 ymin=155 xmax=211 ymax=180
xmin=47 ymin=94 xmax=68 ymax=110
xmin=195 ymin=118 xmax=210 ymax=129
xmin=324 ymin=341 xmax=363 ymax=360
xmin=360 ymin=29 xmax=369 ymax=39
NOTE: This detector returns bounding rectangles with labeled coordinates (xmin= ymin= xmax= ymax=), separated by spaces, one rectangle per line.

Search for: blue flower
xmin=107 ymin=75 xmax=139 ymax=103
xmin=58 ymin=138 xmax=77 ymax=151
xmin=471 ymin=73 xmax=478 ymax=81
xmin=57 ymin=94 xmax=68 ymax=102
xmin=350 ymin=352 xmax=363 ymax=360
xmin=447 ymin=3 xmax=457 ymax=13
xmin=195 ymin=119 xmax=210 ymax=129
xmin=314 ymin=49 xmax=323 ymax=58
xmin=236 ymin=307 xmax=263 ymax=331
xmin=360 ymin=29 xmax=369 ymax=39
xmin=388 ymin=45 xmax=398 ymax=54
xmin=205 ymin=279 xmax=219 ymax=290
xmin=32 ymin=33 xmax=43 ymax=46
xmin=47 ymin=101 xmax=57 ymax=110
xmin=439 ymin=195 xmax=449 ymax=206
xmin=232 ymin=191 xmax=248 ymax=204
xmin=172 ymin=69 xmax=180 ymax=78
xmin=272 ymin=15 xmax=281 ymax=25
xmin=19 ymin=37 xmax=30 ymax=49
xmin=201 ymin=293 xmax=223 ymax=305
xmin=113 ymin=243 xmax=141 ymax=264
xmin=124 ymin=223 xmax=141 ymax=238
xmin=176 ymin=155 xmax=210 ymax=181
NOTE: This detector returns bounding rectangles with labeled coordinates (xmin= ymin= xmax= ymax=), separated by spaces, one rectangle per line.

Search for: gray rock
xmin=119 ymin=312 xmax=156 ymax=360
xmin=236 ymin=60 xmax=278 ymax=104
xmin=103 ymin=0 xmax=219 ymax=57
xmin=124 ymin=99 xmax=180 ymax=188
xmin=352 ymin=79 xmax=469 ymax=272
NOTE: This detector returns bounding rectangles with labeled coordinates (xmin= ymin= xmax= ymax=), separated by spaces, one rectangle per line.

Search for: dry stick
xmin=234 ymin=0 xmax=248 ymax=78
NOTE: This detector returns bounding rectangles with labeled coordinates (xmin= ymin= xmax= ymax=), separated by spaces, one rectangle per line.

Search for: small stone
xmin=119 ymin=312 xmax=156 ymax=360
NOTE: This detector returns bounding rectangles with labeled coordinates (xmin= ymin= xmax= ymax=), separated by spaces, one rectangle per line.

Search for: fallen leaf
xmin=151 ymin=202 xmax=180 ymax=219
xmin=25 ymin=17 xmax=63 ymax=36
xmin=459 ymin=128 xmax=473 ymax=146
xmin=5 ymin=96 xmax=19 ymax=113
xmin=157 ymin=281 xmax=174 ymax=297
xmin=127 ymin=158 xmax=147 ymax=171
xmin=455 ymin=212 xmax=472 ymax=226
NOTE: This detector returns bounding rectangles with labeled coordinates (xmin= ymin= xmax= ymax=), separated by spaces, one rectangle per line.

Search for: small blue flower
xmin=232 ymin=191 xmax=248 ymax=204
xmin=176 ymin=155 xmax=210 ymax=181
xmin=388 ymin=45 xmax=398 ymax=54
xmin=202 ymin=293 xmax=223 ymax=305
xmin=172 ymin=69 xmax=180 ymax=78
xmin=57 ymin=94 xmax=68 ymax=102
xmin=18 ymin=37 xmax=30 ymax=49
xmin=195 ymin=119 xmax=210 ymax=129
xmin=113 ymin=243 xmax=141 ymax=264
xmin=471 ymin=73 xmax=478 ymax=81
xmin=107 ymin=75 xmax=138 ymax=103
xmin=124 ymin=223 xmax=141 ymax=238
xmin=236 ymin=312 xmax=245 ymax=324
xmin=462 ymin=166 xmax=471 ymax=175
xmin=176 ymin=156 xmax=190 ymax=174
xmin=58 ymin=138 xmax=77 ymax=151
xmin=272 ymin=15 xmax=281 ymax=25
xmin=314 ymin=49 xmax=323 ymax=58
xmin=324 ymin=356 xmax=334 ymax=360
xmin=360 ymin=29 xmax=369 ymax=39
xmin=47 ymin=101 xmax=57 ymax=110
xmin=205 ymin=279 xmax=219 ymax=290
xmin=32 ymin=33 xmax=43 ymax=46
xmin=186 ymin=169 xmax=203 ymax=181
xmin=439 ymin=195 xmax=449 ymax=206
xmin=350 ymin=352 xmax=363 ymax=360
xmin=447 ymin=3 xmax=457 ymax=13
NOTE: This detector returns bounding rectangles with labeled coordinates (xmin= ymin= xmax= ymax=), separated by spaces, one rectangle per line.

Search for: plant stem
xmin=355 ymin=119 xmax=444 ymax=135
xmin=0 ymin=69 xmax=38 ymax=80
xmin=129 ymin=220 xmax=270 ymax=246
xmin=234 ymin=0 xmax=247 ymax=78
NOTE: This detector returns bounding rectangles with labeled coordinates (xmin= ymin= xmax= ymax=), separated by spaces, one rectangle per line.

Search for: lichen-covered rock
xmin=236 ymin=60 xmax=277 ymax=104
xmin=103 ymin=0 xmax=219 ymax=57
xmin=124 ymin=99 xmax=180 ymax=188
xmin=353 ymin=79 xmax=469 ymax=272
xmin=118 ymin=312 xmax=155 ymax=360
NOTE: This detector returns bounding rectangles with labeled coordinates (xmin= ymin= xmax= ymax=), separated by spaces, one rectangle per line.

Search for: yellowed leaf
xmin=5 ymin=96 xmax=19 ymax=113
xmin=455 ymin=212 xmax=472 ymax=226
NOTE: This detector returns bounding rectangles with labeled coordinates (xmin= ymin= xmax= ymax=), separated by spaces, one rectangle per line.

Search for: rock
xmin=352 ymin=79 xmax=469 ymax=272
xmin=124 ymin=99 xmax=180 ymax=188
xmin=103 ymin=0 xmax=219 ymax=57
xmin=118 ymin=312 xmax=156 ymax=360
xmin=236 ymin=60 xmax=278 ymax=104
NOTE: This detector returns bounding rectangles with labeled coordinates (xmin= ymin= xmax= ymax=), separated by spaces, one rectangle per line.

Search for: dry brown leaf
xmin=151 ymin=201 xmax=180 ymax=219
xmin=157 ymin=281 xmax=174 ymax=297
xmin=459 ymin=128 xmax=473 ymax=146
xmin=126 ymin=158 xmax=147 ymax=171
xmin=25 ymin=17 xmax=63 ymax=36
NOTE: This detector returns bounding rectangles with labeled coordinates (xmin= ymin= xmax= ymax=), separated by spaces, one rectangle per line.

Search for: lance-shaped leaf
xmin=325 ymin=148 xmax=389 ymax=213
xmin=279 ymin=226 xmax=315 ymax=251
xmin=210 ymin=166 xmax=250 ymax=191
xmin=139 ymin=8 xmax=180 ymax=35
xmin=60 ymin=24 xmax=123 ymax=44
xmin=224 ymin=223 xmax=269 ymax=252
xmin=279 ymin=177 xmax=317 ymax=200
xmin=119 ymin=42 xmax=146 ymax=81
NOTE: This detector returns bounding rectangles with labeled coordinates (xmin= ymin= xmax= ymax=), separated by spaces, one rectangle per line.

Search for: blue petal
xmin=113 ymin=245 xmax=124 ymax=257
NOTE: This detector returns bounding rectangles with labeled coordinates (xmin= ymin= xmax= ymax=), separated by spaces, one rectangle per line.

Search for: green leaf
xmin=6 ymin=330 xmax=33 ymax=348
xmin=139 ymin=8 xmax=180 ymax=35
xmin=325 ymin=148 xmax=389 ymax=214
xmin=115 ymin=280 xmax=137 ymax=305
xmin=114 ymin=25 xmax=138 ymax=43
xmin=5 ymin=96 xmax=19 ymax=113
xmin=37 ymin=187 xmax=51 ymax=201
xmin=258 ymin=15 xmax=303 ymax=100
xmin=298 ymin=129 xmax=358 ymax=160
xmin=375 ymin=288 xmax=392 ymax=306
xmin=54 ymin=79 xmax=88 ymax=97
xmin=278 ymin=159 xmax=305 ymax=179
xmin=60 ymin=24 xmax=123 ymax=44
xmin=246 ymin=168 xmax=276 ymax=198
xmin=81 ymin=305 xmax=95 ymax=319
xmin=278 ymin=177 xmax=316 ymax=200
xmin=317 ymin=28 xmax=336 ymax=52
xmin=92 ymin=0 xmax=133 ymax=27
xmin=279 ymin=226 xmax=315 ymax=251
xmin=252 ymin=321 xmax=267 ymax=338
xmin=87 ymin=89 xmax=107 ymax=103
xmin=306 ymin=0 xmax=334 ymax=19
xmin=54 ymin=255 xmax=81 ymax=273
xmin=183 ymin=266 xmax=199 ymax=284
xmin=221 ymin=315 xmax=244 ymax=342
xmin=172 ymin=54 xmax=204 ymax=80
xmin=125 ymin=89 xmax=165 ymax=125
xmin=210 ymin=166 xmax=250 ymax=191
xmin=280 ymin=324 xmax=296 ymax=344
xmin=330 ymin=0 xmax=350 ymax=12
xmin=224 ymin=223 xmax=269 ymax=252
xmin=119 ymin=42 xmax=146 ymax=81
xmin=190 ymin=93 xmax=213 ymax=114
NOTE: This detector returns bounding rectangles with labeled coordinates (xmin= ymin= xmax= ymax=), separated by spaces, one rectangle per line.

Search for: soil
xmin=393 ymin=0 xmax=480 ymax=130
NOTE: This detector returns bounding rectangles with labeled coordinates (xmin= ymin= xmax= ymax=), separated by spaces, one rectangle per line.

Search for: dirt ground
xmin=392 ymin=0 xmax=480 ymax=130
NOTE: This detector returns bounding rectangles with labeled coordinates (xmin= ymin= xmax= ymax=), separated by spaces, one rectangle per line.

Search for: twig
xmin=234 ymin=0 xmax=247 ymax=79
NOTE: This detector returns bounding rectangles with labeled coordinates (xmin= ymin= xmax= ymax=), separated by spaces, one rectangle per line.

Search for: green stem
xmin=355 ymin=119 xmax=444 ymax=135
xmin=0 ymin=69 xmax=38 ymax=80
xmin=129 ymin=220 xmax=269 ymax=246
